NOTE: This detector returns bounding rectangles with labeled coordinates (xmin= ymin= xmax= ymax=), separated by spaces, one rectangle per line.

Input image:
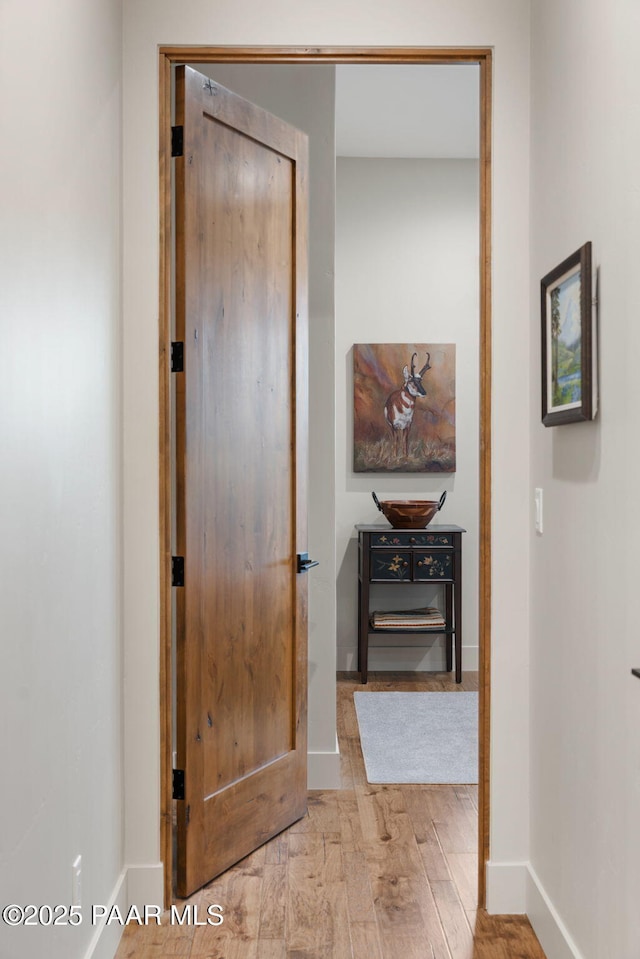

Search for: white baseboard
xmin=487 ymin=861 xmax=586 ymax=958
xmin=83 ymin=869 xmax=128 ymax=959
xmin=126 ymin=863 xmax=165 ymax=910
xmin=308 ymin=747 xmax=341 ymax=789
xmin=526 ymin=864 xmax=585 ymax=959
xmin=336 ymin=648 xmax=357 ymax=671
xmin=463 ymin=645 xmax=478 ymax=670
xmin=485 ymin=860 xmax=527 ymax=914
xmin=85 ymin=864 xmax=165 ymax=959
xmin=337 ymin=644 xmax=479 ymax=672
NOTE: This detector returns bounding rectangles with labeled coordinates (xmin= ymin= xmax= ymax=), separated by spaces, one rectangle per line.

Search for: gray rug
xmin=354 ymin=691 xmax=478 ymax=784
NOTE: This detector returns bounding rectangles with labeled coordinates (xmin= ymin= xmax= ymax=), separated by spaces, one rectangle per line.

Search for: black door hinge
xmin=171 ymin=125 xmax=184 ymax=157
xmin=173 ymin=769 xmax=185 ymax=800
xmin=171 ymin=341 xmax=184 ymax=373
xmin=172 ymin=556 xmax=185 ymax=587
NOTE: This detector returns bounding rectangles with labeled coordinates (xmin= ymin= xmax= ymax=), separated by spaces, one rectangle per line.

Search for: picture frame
xmin=541 ymin=241 xmax=595 ymax=426
xmin=353 ymin=343 xmax=456 ymax=473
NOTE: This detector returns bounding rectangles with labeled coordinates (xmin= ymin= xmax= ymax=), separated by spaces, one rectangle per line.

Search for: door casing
xmin=158 ymin=44 xmax=492 ymax=909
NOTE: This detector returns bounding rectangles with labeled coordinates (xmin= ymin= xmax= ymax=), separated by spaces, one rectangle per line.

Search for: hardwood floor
xmin=116 ymin=672 xmax=546 ymax=958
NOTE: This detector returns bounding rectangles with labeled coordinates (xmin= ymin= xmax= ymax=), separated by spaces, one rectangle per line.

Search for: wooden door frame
xmin=158 ymin=45 xmax=492 ymax=909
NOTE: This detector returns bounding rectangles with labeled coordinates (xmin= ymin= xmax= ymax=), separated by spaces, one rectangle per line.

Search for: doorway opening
xmin=158 ymin=46 xmax=492 ymax=910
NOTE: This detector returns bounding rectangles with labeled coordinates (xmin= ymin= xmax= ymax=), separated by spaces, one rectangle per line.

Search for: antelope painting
xmin=384 ymin=352 xmax=431 ymax=460
xmin=353 ymin=342 xmax=456 ymax=473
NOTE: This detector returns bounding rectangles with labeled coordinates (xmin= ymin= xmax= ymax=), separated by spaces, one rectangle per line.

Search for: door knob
xmin=297 ymin=553 xmax=320 ymax=573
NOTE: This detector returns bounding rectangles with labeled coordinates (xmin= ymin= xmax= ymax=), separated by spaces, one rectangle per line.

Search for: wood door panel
xmin=175 ymin=64 xmax=308 ymax=897
xmin=201 ymin=751 xmax=305 ymax=878
xmin=199 ymin=121 xmax=295 ymax=797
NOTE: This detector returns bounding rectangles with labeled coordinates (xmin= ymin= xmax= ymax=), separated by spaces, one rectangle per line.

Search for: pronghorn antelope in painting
xmin=384 ymin=352 xmax=431 ymax=460
xmin=352 ymin=342 xmax=456 ymax=473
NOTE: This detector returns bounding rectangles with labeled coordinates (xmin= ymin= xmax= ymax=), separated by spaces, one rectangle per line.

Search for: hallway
xmin=117 ymin=674 xmax=546 ymax=958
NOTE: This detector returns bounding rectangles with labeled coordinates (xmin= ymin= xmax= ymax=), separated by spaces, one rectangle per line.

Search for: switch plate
xmin=72 ymin=855 xmax=82 ymax=908
xmin=535 ymin=488 xmax=543 ymax=534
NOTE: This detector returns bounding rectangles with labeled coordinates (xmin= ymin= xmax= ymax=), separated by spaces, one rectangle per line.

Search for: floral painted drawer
xmin=370 ymin=531 xmax=454 ymax=548
xmin=413 ymin=551 xmax=453 ymax=581
xmin=370 ymin=550 xmax=412 ymax=581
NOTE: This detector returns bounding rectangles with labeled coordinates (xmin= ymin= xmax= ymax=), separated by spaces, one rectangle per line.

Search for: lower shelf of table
xmin=366 ymin=626 xmax=455 ymax=634
xmin=359 ymin=629 xmax=459 ymax=683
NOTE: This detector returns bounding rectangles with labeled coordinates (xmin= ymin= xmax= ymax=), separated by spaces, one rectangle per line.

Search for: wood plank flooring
xmin=116 ymin=672 xmax=546 ymax=959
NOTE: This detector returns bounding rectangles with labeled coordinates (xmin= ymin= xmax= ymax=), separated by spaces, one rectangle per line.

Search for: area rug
xmin=354 ymin=691 xmax=478 ymax=784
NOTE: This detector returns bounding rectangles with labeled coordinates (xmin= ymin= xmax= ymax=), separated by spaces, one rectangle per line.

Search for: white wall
xmin=0 ymin=1 xmax=124 ymax=958
xmin=336 ymin=157 xmax=479 ymax=672
xmin=529 ymin=1 xmax=640 ymax=956
xmin=193 ymin=61 xmax=338 ymax=778
xmin=123 ymin=0 xmax=531 ymax=909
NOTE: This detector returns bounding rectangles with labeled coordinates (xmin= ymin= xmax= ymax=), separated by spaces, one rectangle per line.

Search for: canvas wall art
xmin=353 ymin=343 xmax=456 ymax=472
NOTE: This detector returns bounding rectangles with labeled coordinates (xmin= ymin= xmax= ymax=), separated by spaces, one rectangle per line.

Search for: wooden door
xmin=174 ymin=65 xmax=309 ymax=898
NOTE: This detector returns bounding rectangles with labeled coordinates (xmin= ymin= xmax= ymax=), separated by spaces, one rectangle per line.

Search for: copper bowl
xmin=372 ymin=491 xmax=447 ymax=529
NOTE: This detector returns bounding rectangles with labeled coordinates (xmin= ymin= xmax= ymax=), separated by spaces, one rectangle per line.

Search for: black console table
xmin=356 ymin=524 xmax=466 ymax=684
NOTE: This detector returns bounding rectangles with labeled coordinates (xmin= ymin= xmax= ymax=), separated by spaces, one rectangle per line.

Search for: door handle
xmin=297 ymin=553 xmax=320 ymax=573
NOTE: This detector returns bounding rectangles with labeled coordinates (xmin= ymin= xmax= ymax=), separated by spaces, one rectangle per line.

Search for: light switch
xmin=535 ymin=488 xmax=543 ymax=534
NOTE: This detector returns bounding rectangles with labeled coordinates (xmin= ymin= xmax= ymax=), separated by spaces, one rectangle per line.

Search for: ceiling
xmin=335 ymin=64 xmax=479 ymax=159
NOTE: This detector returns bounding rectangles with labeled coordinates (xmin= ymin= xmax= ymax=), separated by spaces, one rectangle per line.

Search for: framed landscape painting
xmin=541 ymin=242 xmax=595 ymax=426
xmin=353 ymin=343 xmax=456 ymax=472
